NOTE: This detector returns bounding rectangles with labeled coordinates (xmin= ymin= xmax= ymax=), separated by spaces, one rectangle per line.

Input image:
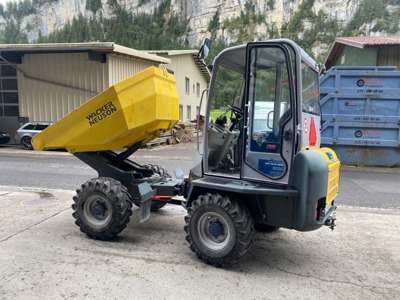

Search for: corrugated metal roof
xmin=0 ymin=42 xmax=170 ymax=64
xmin=335 ymin=36 xmax=400 ymax=48
xmin=148 ymin=50 xmax=198 ymax=56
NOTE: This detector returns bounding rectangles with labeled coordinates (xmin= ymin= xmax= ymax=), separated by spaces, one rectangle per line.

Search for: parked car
xmin=0 ymin=131 xmax=10 ymax=145
xmin=15 ymin=121 xmax=53 ymax=150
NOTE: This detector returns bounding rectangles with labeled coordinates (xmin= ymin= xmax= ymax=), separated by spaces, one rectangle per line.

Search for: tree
xmin=86 ymin=0 xmax=102 ymax=14
xmin=3 ymin=19 xmax=28 ymax=43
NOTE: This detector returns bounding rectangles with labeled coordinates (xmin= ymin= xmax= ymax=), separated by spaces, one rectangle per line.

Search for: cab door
xmin=241 ymin=42 xmax=297 ymax=185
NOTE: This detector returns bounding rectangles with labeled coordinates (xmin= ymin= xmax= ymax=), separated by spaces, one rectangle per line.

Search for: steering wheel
xmin=228 ymin=105 xmax=243 ymax=118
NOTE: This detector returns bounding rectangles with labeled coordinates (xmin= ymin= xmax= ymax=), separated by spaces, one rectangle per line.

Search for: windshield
xmin=208 ymin=65 xmax=244 ymax=123
xmin=205 ymin=49 xmax=246 ymax=177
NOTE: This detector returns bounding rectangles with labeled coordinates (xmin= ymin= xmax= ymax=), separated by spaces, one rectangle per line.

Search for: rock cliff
xmin=0 ymin=0 xmax=396 ymax=54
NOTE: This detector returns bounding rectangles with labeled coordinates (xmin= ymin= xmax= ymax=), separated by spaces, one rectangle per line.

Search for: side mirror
xmin=197 ymin=38 xmax=212 ymax=60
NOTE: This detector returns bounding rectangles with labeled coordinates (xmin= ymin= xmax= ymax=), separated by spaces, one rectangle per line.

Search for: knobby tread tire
xmin=72 ymin=177 xmax=132 ymax=240
xmin=184 ymin=193 xmax=255 ymax=267
xmin=144 ymin=164 xmax=172 ymax=179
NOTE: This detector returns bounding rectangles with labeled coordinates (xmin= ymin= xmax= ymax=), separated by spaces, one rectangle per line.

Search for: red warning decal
xmin=309 ymin=117 xmax=317 ymax=146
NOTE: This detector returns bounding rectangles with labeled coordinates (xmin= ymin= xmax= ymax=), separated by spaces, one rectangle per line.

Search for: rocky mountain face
xmin=1 ymin=0 xmax=398 ymax=57
xmin=171 ymin=0 xmax=359 ymax=45
xmin=0 ymin=0 xmax=358 ymax=43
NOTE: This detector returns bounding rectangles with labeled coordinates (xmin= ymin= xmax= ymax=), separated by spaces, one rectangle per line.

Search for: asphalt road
xmin=0 ymin=143 xmax=196 ymax=190
xmin=0 ymin=143 xmax=399 ymax=210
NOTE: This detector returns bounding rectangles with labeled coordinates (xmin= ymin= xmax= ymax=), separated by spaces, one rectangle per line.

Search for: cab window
xmin=301 ymin=62 xmax=320 ymax=115
xmin=249 ymin=47 xmax=291 ymax=154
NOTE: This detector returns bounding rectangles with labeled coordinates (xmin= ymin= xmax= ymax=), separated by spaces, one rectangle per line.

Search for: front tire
xmin=184 ymin=193 xmax=255 ymax=266
xmin=72 ymin=177 xmax=132 ymax=240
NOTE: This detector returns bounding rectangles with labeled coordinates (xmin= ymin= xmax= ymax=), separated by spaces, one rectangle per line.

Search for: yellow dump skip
xmin=32 ymin=66 xmax=179 ymax=153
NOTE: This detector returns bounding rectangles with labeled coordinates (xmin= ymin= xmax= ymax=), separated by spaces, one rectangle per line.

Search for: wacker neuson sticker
xmin=86 ymin=101 xmax=117 ymax=126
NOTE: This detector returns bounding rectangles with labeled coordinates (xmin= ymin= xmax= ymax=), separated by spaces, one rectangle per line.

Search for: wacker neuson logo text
xmin=86 ymin=101 xmax=117 ymax=126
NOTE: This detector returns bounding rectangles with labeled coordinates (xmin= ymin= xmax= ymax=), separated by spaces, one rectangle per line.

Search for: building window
xmin=185 ymin=77 xmax=190 ymax=94
xmin=3 ymin=106 xmax=19 ymax=116
xmin=187 ymin=105 xmax=191 ymax=120
xmin=179 ymin=104 xmax=183 ymax=121
xmin=2 ymin=79 xmax=17 ymax=90
xmin=196 ymin=106 xmax=200 ymax=117
xmin=0 ymin=64 xmax=19 ymax=117
xmin=196 ymin=83 xmax=200 ymax=97
xmin=3 ymin=92 xmax=18 ymax=103
xmin=1 ymin=65 xmax=17 ymax=76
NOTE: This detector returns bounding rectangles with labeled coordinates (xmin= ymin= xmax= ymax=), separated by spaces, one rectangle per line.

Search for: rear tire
xmin=72 ymin=177 xmax=132 ymax=240
xmin=21 ymin=136 xmax=33 ymax=150
xmin=184 ymin=193 xmax=255 ymax=266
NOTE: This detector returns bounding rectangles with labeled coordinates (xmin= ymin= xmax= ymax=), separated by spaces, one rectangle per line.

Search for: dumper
xmin=34 ymin=40 xmax=340 ymax=267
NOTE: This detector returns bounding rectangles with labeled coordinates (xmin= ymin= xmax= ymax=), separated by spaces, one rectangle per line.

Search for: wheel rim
xmin=22 ymin=138 xmax=31 ymax=149
xmin=83 ymin=194 xmax=112 ymax=226
xmin=197 ymin=211 xmax=230 ymax=250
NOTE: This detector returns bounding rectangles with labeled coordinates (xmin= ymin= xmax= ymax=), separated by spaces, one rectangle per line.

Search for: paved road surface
xmin=1 ymin=142 xmax=399 ymax=210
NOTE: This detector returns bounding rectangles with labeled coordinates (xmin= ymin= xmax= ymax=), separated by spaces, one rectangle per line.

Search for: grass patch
xmin=210 ymin=109 xmax=229 ymax=121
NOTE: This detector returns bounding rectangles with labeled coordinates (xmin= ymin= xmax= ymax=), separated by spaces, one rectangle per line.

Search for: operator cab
xmin=203 ymin=39 xmax=321 ymax=185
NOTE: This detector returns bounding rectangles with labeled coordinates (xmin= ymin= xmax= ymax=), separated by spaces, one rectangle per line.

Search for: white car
xmin=15 ymin=121 xmax=53 ymax=150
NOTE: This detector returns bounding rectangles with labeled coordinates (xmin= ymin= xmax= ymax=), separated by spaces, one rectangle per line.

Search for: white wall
xmin=159 ymin=53 xmax=208 ymax=121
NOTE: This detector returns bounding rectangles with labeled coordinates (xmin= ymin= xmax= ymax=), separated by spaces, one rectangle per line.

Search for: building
xmin=148 ymin=50 xmax=210 ymax=122
xmin=324 ymin=36 xmax=400 ymax=71
xmin=1 ymin=42 xmax=211 ymax=144
xmin=0 ymin=42 xmax=170 ymax=142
